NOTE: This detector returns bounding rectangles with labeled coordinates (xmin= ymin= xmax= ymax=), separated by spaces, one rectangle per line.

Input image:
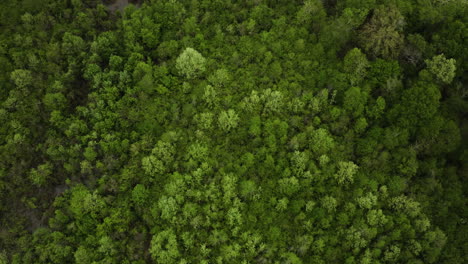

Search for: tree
xmin=74 ymin=246 xmax=96 ymax=264
xmin=343 ymin=86 xmax=367 ymax=118
xmin=61 ymin=32 xmax=86 ymax=56
xmin=142 ymin=155 xmax=165 ymax=176
xmin=176 ymin=47 xmax=206 ymax=79
xmin=425 ymin=54 xmax=456 ymax=84
xmin=0 ymin=251 xmax=7 ymax=264
xmin=218 ymin=109 xmax=239 ymax=132
xmin=343 ymin=48 xmax=369 ymax=86
xmin=321 ymin=195 xmax=337 ymax=212
xmin=359 ymin=5 xmax=405 ymax=59
xmin=310 ymin=128 xmax=335 ymax=155
xmin=276 ymin=197 xmax=289 ymax=211
xmin=150 ymin=229 xmax=180 ymax=263
xmin=320 ymin=7 xmax=368 ymax=50
xmin=43 ymin=92 xmax=67 ymax=111
xmin=383 ymin=245 xmax=401 ymax=262
xmin=367 ymin=209 xmax=387 ymax=226
xmin=29 ymin=162 xmax=52 ymax=186
xmin=261 ymin=89 xmax=284 ymax=115
xmin=142 ymin=141 xmax=175 ymax=177
xmin=357 ymin=193 xmax=377 ymax=209
xmin=195 ymin=112 xmax=214 ymax=130
xmin=392 ymin=80 xmax=441 ymax=131
xmin=69 ymin=186 xmax=105 ymax=219
xmin=335 ymin=161 xmax=359 ymax=184
xmin=239 ymin=180 xmax=257 ymax=200
xmin=203 ymin=85 xmax=218 ymax=108
xmin=208 ymin=68 xmax=231 ymax=87
xmin=10 ymin=69 xmax=33 ymax=91
xmin=131 ymin=184 xmax=148 ymax=206
xmin=296 ymin=0 xmax=326 ymax=29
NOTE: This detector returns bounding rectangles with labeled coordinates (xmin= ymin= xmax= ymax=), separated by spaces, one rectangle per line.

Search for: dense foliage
xmin=0 ymin=0 xmax=467 ymax=263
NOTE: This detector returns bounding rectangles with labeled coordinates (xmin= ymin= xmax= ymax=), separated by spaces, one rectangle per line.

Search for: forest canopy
xmin=0 ymin=0 xmax=467 ymax=263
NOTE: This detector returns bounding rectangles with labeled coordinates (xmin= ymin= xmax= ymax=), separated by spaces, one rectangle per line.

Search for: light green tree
xmin=74 ymin=246 xmax=94 ymax=264
xmin=310 ymin=128 xmax=335 ymax=155
xmin=296 ymin=0 xmax=326 ymax=26
xmin=218 ymin=109 xmax=239 ymax=132
xmin=176 ymin=47 xmax=206 ymax=79
xmin=321 ymin=195 xmax=337 ymax=212
xmin=383 ymin=245 xmax=401 ymax=262
xmin=131 ymin=184 xmax=148 ymax=206
xmin=203 ymin=85 xmax=218 ymax=108
xmin=425 ymin=54 xmax=456 ymax=84
xmin=29 ymin=162 xmax=52 ymax=186
xmin=208 ymin=68 xmax=231 ymax=87
xmin=357 ymin=193 xmax=377 ymax=209
xmin=335 ymin=161 xmax=359 ymax=184
xmin=276 ymin=197 xmax=289 ymax=211
xmin=10 ymin=69 xmax=33 ymax=91
xmin=367 ymin=209 xmax=387 ymax=226
xmin=150 ymin=229 xmax=180 ymax=263
xmin=0 ymin=252 xmax=7 ymax=264
xmin=344 ymin=48 xmax=369 ymax=85
xmin=142 ymin=155 xmax=165 ymax=176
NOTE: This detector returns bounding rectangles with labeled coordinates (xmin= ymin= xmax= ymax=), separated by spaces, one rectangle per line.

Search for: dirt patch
xmin=54 ymin=184 xmax=68 ymax=196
